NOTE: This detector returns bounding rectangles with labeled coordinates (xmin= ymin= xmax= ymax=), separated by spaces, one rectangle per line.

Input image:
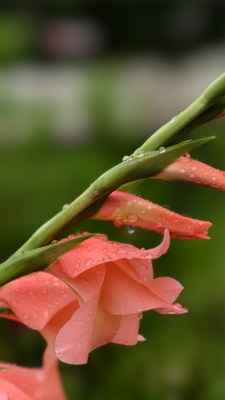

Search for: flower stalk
xmin=0 ymin=73 xmax=225 ymax=285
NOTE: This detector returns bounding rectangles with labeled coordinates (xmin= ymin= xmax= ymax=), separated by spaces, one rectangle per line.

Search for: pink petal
xmin=102 ymin=263 xmax=173 ymax=315
xmin=0 ymin=380 xmax=32 ymax=400
xmin=147 ymin=277 xmax=184 ymax=304
xmin=55 ymin=230 xmax=169 ymax=278
xmin=41 ymin=301 xmax=79 ymax=351
xmin=91 ymin=190 xmax=211 ymax=239
xmin=0 ymin=345 xmax=66 ymax=400
xmin=55 ymin=293 xmax=99 ymax=364
xmin=156 ymin=303 xmax=188 ymax=314
xmin=55 ymin=296 xmax=123 ymax=365
xmin=153 ymin=154 xmax=225 ymax=191
xmin=0 ymin=272 xmax=74 ymax=329
xmin=112 ymin=313 xmax=142 ymax=345
xmin=49 ymin=263 xmax=105 ymax=303
xmin=89 ymin=303 xmax=121 ymax=351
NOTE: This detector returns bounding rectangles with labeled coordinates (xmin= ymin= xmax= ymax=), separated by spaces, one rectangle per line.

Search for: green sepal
xmin=119 ymin=136 xmax=215 ymax=192
xmin=0 ymin=233 xmax=94 ymax=286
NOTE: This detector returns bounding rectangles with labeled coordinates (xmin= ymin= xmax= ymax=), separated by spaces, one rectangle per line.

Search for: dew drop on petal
xmin=85 ymin=258 xmax=93 ymax=268
xmin=56 ymin=349 xmax=62 ymax=357
xmin=181 ymin=153 xmax=191 ymax=163
xmin=113 ymin=216 xmax=122 ymax=227
xmin=128 ymin=214 xmax=138 ymax=224
xmin=159 ymin=146 xmax=166 ymax=153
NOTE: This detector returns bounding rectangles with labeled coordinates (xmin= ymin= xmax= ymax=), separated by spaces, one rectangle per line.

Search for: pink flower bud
xmin=153 ymin=154 xmax=225 ymax=191
xmin=92 ymin=190 xmax=211 ymax=239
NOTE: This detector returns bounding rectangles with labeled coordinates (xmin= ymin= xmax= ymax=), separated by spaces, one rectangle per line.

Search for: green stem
xmin=133 ymin=73 xmax=225 ymax=154
xmin=120 ymin=74 xmax=225 ymax=193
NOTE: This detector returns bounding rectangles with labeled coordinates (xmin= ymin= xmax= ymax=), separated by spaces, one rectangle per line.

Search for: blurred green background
xmin=0 ymin=1 xmax=225 ymax=399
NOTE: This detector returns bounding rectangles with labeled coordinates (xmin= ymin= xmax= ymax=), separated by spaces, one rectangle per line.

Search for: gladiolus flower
xmin=0 ymin=231 xmax=187 ymax=365
xmin=92 ymin=190 xmax=211 ymax=239
xmin=0 ymin=348 xmax=66 ymax=400
xmin=152 ymin=153 xmax=225 ymax=191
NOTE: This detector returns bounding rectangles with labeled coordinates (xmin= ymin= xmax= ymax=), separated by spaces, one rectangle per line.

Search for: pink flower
xmin=0 ymin=231 xmax=187 ymax=365
xmin=0 ymin=348 xmax=66 ymax=400
xmin=152 ymin=154 xmax=225 ymax=191
xmin=92 ymin=190 xmax=211 ymax=239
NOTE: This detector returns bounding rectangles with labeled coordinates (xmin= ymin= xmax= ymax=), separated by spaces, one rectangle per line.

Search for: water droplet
xmin=191 ymin=166 xmax=197 ymax=171
xmin=128 ymin=214 xmax=138 ymax=224
xmin=85 ymin=258 xmax=93 ymax=267
xmin=189 ymin=173 xmax=195 ymax=178
xmin=180 ymin=168 xmax=186 ymax=173
xmin=114 ymin=216 xmax=122 ymax=227
xmin=181 ymin=153 xmax=191 ymax=163
xmin=159 ymin=147 xmax=166 ymax=153
xmin=44 ymin=310 xmax=49 ymax=318
xmin=94 ymin=190 xmax=99 ymax=196
xmin=63 ymin=204 xmax=69 ymax=210
xmin=123 ymin=155 xmax=131 ymax=162
xmin=170 ymin=116 xmax=176 ymax=123
xmin=127 ymin=226 xmax=135 ymax=234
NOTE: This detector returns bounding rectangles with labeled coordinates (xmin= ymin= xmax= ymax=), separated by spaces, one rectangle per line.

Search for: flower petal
xmin=0 ymin=380 xmax=32 ymax=400
xmin=156 ymin=303 xmax=188 ymax=314
xmin=0 ymin=272 xmax=74 ymax=329
xmin=89 ymin=304 xmax=121 ymax=351
xmin=112 ymin=313 xmax=142 ymax=345
xmin=91 ymin=190 xmax=211 ymax=239
xmin=0 ymin=346 xmax=66 ymax=400
xmin=49 ymin=263 xmax=105 ymax=303
xmin=102 ymin=263 xmax=172 ymax=315
xmin=55 ymin=294 xmax=99 ymax=364
xmin=147 ymin=277 xmax=184 ymax=304
xmin=56 ymin=230 xmax=169 ymax=278
xmin=153 ymin=154 xmax=225 ymax=191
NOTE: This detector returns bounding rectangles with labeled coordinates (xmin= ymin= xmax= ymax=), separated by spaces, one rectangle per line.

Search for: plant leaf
xmin=0 ymin=234 xmax=94 ymax=285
